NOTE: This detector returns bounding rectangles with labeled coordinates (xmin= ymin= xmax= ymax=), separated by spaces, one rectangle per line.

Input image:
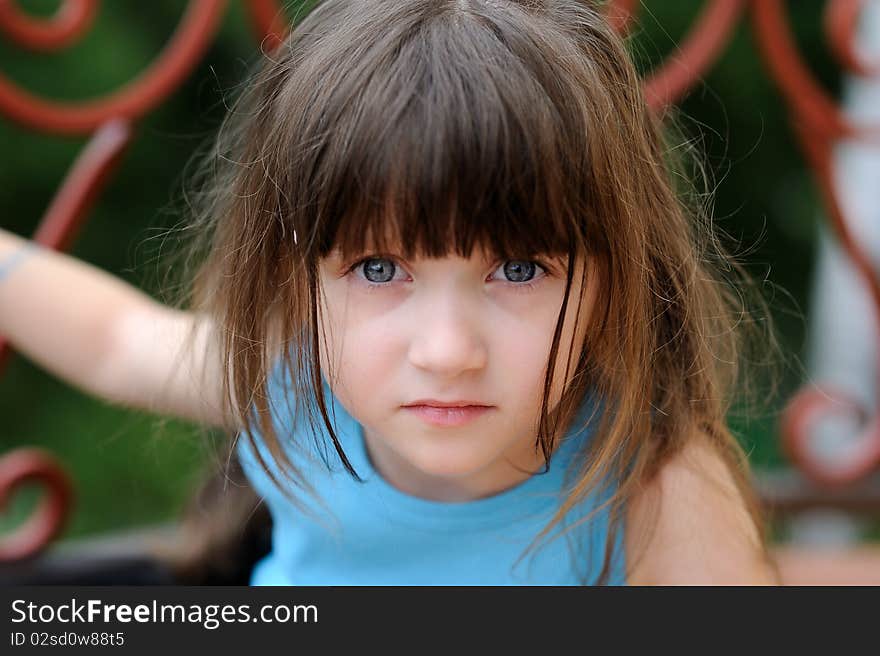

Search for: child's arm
xmin=0 ymin=228 xmax=237 ymax=431
xmin=625 ymin=434 xmax=781 ymax=585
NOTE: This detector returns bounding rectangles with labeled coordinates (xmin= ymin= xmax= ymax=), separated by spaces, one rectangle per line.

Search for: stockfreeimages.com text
xmin=10 ymin=598 xmax=317 ymax=630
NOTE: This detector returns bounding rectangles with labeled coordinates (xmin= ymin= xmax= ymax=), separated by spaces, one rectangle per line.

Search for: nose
xmin=407 ymin=290 xmax=488 ymax=377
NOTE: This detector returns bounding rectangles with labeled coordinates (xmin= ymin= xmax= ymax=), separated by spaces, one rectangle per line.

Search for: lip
xmin=404 ymin=404 xmax=493 ymax=427
xmin=404 ymin=399 xmax=492 ymax=408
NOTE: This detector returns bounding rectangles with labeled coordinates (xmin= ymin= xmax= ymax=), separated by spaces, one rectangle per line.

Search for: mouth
xmin=403 ymin=404 xmax=494 ymax=427
xmin=404 ymin=398 xmax=492 ymax=408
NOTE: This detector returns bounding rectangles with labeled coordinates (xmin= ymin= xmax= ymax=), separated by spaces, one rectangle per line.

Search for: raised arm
xmin=0 ymin=227 xmax=238 ymax=432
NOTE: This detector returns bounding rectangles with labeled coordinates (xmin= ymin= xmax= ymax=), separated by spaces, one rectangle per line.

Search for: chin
xmin=404 ymin=441 xmax=496 ymax=480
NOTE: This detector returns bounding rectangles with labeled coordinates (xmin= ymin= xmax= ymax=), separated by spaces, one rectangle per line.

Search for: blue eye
xmin=362 ymin=257 xmax=396 ymax=283
xmin=498 ymin=260 xmax=537 ymax=283
xmin=490 ymin=259 xmax=549 ymax=292
xmin=348 ymin=256 xmax=408 ymax=288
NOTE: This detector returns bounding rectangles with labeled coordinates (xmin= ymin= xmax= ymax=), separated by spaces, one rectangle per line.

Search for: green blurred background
xmin=0 ymin=1 xmax=847 ymax=541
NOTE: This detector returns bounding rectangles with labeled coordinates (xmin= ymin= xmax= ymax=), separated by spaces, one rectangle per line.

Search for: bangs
xmin=288 ymin=2 xmax=594 ymax=264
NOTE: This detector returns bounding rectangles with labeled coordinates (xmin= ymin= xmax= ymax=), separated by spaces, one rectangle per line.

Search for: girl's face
xmin=317 ymin=243 xmax=597 ymax=502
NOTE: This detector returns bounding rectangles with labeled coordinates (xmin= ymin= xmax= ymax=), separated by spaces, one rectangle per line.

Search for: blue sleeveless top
xmin=236 ymin=360 xmax=627 ymax=586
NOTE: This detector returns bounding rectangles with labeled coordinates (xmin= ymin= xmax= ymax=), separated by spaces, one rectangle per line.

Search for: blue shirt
xmin=236 ymin=361 xmax=627 ymax=585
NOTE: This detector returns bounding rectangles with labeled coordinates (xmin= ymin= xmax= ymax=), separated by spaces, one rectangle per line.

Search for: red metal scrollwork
xmin=825 ymin=0 xmax=880 ymax=78
xmin=0 ymin=448 xmax=72 ymax=562
xmin=0 ymin=0 xmax=226 ymax=135
xmin=748 ymin=0 xmax=880 ymax=487
xmin=635 ymin=0 xmax=748 ymax=110
xmin=0 ymin=0 xmax=225 ymax=557
xmin=0 ymin=0 xmax=98 ymax=52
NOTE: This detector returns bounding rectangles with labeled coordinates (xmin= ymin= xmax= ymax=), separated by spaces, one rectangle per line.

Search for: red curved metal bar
xmin=0 ymin=0 xmax=97 ymax=52
xmin=749 ymin=0 xmax=880 ymax=140
xmin=643 ymin=0 xmax=746 ymax=110
xmin=0 ymin=448 xmax=73 ymax=562
xmin=824 ymin=0 xmax=880 ymax=77
xmin=795 ymin=125 xmax=880 ymax=356
xmin=0 ymin=119 xmax=133 ymax=375
xmin=245 ymin=0 xmax=288 ymax=51
xmin=32 ymin=120 xmax=134 ymax=250
xmin=747 ymin=2 xmax=880 ymax=485
xmin=777 ymin=118 xmax=880 ymax=487
xmin=0 ymin=0 xmax=226 ymax=135
xmin=781 ymin=385 xmax=880 ymax=486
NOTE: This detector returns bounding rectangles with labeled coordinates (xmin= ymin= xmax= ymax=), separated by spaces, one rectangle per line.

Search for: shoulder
xmin=624 ymin=431 xmax=780 ymax=585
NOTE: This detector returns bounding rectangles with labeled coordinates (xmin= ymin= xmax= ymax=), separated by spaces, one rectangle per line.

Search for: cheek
xmin=317 ymin=297 xmax=400 ymax=409
xmin=493 ymin=310 xmax=556 ymax=375
xmin=482 ymin=299 xmax=570 ymax=422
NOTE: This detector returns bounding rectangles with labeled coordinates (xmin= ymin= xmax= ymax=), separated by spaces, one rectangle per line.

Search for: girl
xmin=0 ymin=0 xmax=781 ymax=584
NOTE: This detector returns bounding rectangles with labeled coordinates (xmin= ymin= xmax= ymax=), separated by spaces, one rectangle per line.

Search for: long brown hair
xmin=169 ymin=0 xmax=782 ymax=584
